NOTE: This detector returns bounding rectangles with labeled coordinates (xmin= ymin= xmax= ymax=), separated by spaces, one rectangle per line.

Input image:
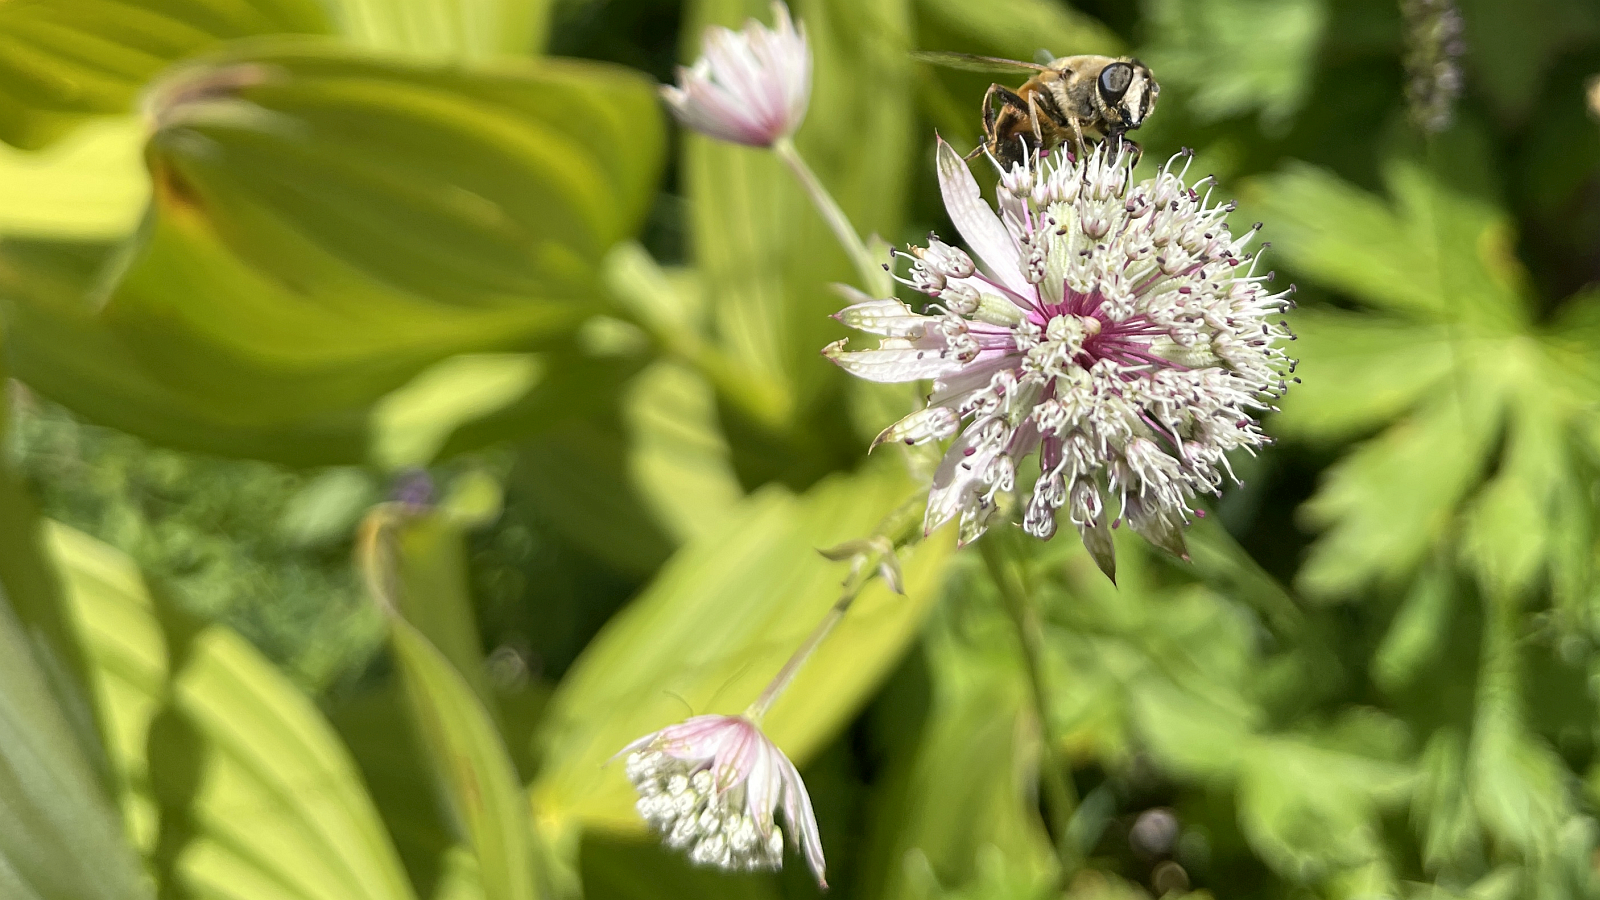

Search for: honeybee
xmin=913 ymin=51 xmax=1160 ymax=167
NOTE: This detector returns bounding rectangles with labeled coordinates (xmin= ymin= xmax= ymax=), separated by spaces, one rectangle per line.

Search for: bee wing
xmin=910 ymin=51 xmax=1051 ymax=75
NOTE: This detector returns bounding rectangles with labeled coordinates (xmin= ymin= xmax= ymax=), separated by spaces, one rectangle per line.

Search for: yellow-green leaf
xmin=532 ymin=461 xmax=954 ymax=832
xmin=48 ymin=522 xmax=419 ymax=900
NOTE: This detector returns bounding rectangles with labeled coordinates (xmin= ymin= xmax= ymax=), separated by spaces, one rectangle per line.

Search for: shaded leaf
xmin=1143 ymin=0 xmax=1326 ymax=130
xmin=389 ymin=618 xmax=543 ymax=900
xmin=862 ymin=561 xmax=1058 ymax=900
xmin=0 ymin=550 xmax=150 ymax=900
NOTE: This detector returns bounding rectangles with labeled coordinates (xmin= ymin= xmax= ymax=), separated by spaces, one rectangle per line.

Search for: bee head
xmin=1095 ymin=59 xmax=1159 ymax=131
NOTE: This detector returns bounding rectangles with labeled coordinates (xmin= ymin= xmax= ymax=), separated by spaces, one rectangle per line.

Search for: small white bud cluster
xmin=616 ymin=714 xmax=827 ymax=887
xmin=628 ymin=752 xmax=785 ymax=871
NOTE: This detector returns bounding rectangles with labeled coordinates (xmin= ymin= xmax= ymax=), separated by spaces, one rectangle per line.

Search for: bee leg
xmin=979 ymin=83 xmax=1032 ymax=167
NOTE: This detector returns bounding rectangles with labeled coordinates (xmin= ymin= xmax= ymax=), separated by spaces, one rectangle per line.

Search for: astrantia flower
xmin=661 ymin=2 xmax=810 ymax=147
xmin=622 ymin=715 xmax=826 ymax=887
xmin=825 ymin=140 xmax=1295 ymax=578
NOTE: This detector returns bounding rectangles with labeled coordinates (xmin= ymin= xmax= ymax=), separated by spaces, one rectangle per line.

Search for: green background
xmin=2 ymin=0 xmax=1600 ymax=898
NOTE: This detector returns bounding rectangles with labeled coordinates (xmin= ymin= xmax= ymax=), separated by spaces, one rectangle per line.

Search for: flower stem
xmin=771 ymin=136 xmax=893 ymax=298
xmin=978 ymin=535 xmax=1082 ymax=880
xmin=744 ymin=535 xmax=901 ymax=722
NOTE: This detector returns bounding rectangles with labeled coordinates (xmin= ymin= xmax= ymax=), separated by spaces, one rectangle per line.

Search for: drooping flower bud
xmin=622 ymin=715 xmax=826 ymax=887
xmin=661 ymin=2 xmax=811 ymax=148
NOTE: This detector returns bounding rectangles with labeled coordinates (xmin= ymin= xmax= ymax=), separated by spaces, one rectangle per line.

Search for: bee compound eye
xmin=1097 ymin=63 xmax=1134 ymax=104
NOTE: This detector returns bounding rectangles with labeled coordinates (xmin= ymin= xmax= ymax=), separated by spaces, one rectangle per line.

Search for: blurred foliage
xmin=1 ymin=0 xmax=1599 ymax=899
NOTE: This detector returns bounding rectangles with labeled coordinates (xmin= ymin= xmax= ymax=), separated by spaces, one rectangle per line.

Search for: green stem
xmin=978 ymin=535 xmax=1081 ymax=880
xmin=743 ymin=548 xmax=881 ymax=723
xmin=771 ymin=136 xmax=892 ymax=297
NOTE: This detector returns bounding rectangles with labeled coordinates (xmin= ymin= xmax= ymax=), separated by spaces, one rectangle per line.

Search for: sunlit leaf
xmin=623 ymin=360 xmax=744 ymax=545
xmin=389 ymin=618 xmax=543 ymax=900
xmin=373 ymin=354 xmax=546 ymax=471
xmin=0 ymin=116 xmax=148 ymax=239
xmin=48 ymin=522 xmax=419 ymax=900
xmin=0 ymin=0 xmax=328 ymax=148
xmin=1248 ymin=158 xmax=1528 ymax=327
xmin=1297 ymin=381 xmax=1504 ymax=599
xmin=5 ymin=46 xmax=664 ymax=465
xmin=330 ymin=0 xmax=555 ymax=61
xmin=1235 ymin=733 xmax=1409 ymax=881
xmin=1270 ymin=310 xmax=1457 ymax=443
xmin=532 ymin=461 xmax=954 ymax=831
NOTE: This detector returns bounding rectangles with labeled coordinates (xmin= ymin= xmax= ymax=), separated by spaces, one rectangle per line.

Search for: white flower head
xmin=661 ymin=2 xmax=810 ymax=147
xmin=622 ymin=714 xmax=826 ymax=887
xmin=826 ymin=140 xmax=1296 ymax=580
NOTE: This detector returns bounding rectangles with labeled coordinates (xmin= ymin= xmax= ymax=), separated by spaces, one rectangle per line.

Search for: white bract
xmin=826 ymin=140 xmax=1295 ymax=578
xmin=661 ymin=2 xmax=810 ymax=147
xmin=622 ymin=714 xmax=826 ymax=887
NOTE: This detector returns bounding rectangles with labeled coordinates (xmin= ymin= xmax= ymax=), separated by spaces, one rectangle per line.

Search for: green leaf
xmin=1372 ymin=559 xmax=1456 ymax=693
xmin=0 ymin=117 xmax=148 ymax=239
xmin=914 ymin=0 xmax=1121 ymax=58
xmin=1143 ymin=0 xmax=1326 ymax=130
xmin=581 ymin=835 xmax=782 ymax=900
xmin=0 ymin=0 xmax=328 ymax=149
xmin=1271 ymin=310 xmax=1457 ymax=443
xmin=1297 ymin=381 xmax=1504 ymax=599
xmin=1248 ymin=158 xmax=1528 ymax=328
xmin=0 ymin=239 xmax=371 ymax=463
xmin=376 ymin=508 xmax=498 ymax=713
xmin=329 ymin=0 xmax=556 ymax=61
xmin=0 ymin=333 xmax=114 ymax=796
xmin=372 ymin=354 xmax=547 ymax=471
xmin=532 ymin=461 xmax=954 ymax=831
xmin=1235 ymin=734 xmax=1410 ymax=881
xmin=47 ymin=522 xmax=419 ymax=900
xmin=6 ymin=47 xmax=664 ymax=465
xmin=389 ymin=618 xmax=543 ymax=900
xmin=0 ymin=554 xmax=151 ymax=900
xmin=623 ymin=360 xmax=745 ymax=545
xmin=862 ymin=567 xmax=1057 ymax=900
xmin=1459 ymin=378 xmax=1569 ymax=600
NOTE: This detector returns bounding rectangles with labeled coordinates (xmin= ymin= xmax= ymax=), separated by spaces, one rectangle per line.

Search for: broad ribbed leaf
xmin=532 ymin=462 xmax=954 ymax=831
xmin=623 ymin=360 xmax=744 ymax=544
xmin=47 ymin=522 xmax=418 ymax=900
xmin=0 ymin=0 xmax=328 ymax=148
xmin=0 ymin=117 xmax=147 ymax=238
xmin=332 ymin=0 xmax=555 ymax=60
xmin=5 ymin=47 xmax=663 ymax=465
xmin=389 ymin=619 xmax=542 ymax=900
xmin=0 ymin=557 xmax=150 ymax=900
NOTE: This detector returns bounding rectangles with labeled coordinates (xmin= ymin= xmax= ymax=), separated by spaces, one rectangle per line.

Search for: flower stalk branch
xmin=978 ymin=534 xmax=1082 ymax=881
